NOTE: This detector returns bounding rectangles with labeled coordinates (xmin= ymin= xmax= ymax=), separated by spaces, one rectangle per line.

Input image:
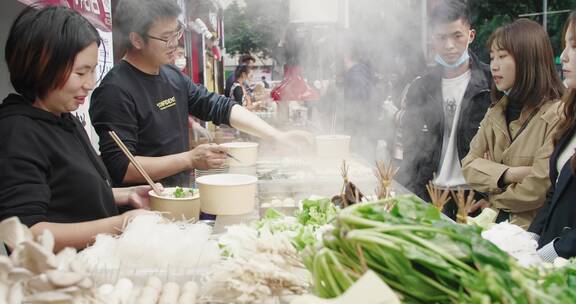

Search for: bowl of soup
xmin=149 ymin=187 xmax=200 ymax=222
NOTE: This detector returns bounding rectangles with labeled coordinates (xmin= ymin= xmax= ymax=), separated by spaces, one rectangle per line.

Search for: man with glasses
xmin=90 ymin=0 xmax=311 ymax=189
xmin=396 ymin=0 xmax=491 ymax=218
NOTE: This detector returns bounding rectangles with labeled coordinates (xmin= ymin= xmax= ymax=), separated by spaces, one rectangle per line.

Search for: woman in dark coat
xmin=528 ymin=11 xmax=576 ymax=261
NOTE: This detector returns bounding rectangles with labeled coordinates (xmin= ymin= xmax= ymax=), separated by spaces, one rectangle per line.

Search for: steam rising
xmin=264 ymin=0 xmax=427 ymax=163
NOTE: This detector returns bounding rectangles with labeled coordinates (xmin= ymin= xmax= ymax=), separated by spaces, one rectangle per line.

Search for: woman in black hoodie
xmin=0 ymin=6 xmax=153 ymax=251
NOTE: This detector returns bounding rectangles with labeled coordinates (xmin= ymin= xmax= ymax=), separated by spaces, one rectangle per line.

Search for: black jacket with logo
xmin=0 ymin=94 xmax=117 ymax=227
xmin=90 ymin=61 xmax=236 ymax=187
xmin=396 ymin=53 xmax=492 ymax=200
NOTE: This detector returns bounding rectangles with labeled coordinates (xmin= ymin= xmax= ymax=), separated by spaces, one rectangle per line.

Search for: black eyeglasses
xmin=144 ymin=22 xmax=184 ymax=47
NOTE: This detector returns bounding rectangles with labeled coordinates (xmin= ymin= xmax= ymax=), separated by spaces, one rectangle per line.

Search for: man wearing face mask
xmin=396 ymin=0 xmax=492 ymax=217
xmin=173 ymin=44 xmax=187 ymax=73
xmin=172 ymin=44 xmax=211 ymax=140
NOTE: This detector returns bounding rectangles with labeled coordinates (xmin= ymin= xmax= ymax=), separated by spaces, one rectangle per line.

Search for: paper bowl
xmin=196 ymin=174 xmax=257 ymax=215
xmin=315 ymin=135 xmax=351 ymax=159
xmin=149 ymin=187 xmax=200 ymax=222
xmin=221 ymin=142 xmax=259 ymax=167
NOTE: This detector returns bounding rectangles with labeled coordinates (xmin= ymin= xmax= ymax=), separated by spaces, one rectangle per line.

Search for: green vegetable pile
xmin=254 ymin=197 xmax=339 ymax=252
xmin=305 ymin=195 xmax=573 ymax=303
xmin=296 ymin=197 xmax=339 ymax=227
xmin=539 ymin=262 xmax=576 ymax=302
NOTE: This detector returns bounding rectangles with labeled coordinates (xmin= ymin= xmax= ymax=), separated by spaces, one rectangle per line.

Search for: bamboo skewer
xmin=340 ymin=160 xmax=350 ymax=199
xmin=426 ymin=181 xmax=450 ymax=212
xmin=108 ymin=131 xmax=164 ymax=196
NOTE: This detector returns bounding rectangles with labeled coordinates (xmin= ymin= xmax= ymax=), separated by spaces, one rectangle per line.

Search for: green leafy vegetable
xmin=173 ymin=187 xmax=185 ymax=198
xmin=296 ymin=197 xmax=338 ymax=227
xmin=306 ymin=195 xmax=566 ymax=303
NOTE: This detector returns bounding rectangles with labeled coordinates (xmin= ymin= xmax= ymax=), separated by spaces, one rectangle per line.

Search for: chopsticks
xmin=108 ymin=131 xmax=164 ymax=196
xmin=225 ymin=152 xmax=243 ymax=164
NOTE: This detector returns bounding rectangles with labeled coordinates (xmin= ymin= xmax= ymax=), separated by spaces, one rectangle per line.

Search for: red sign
xmin=17 ymin=0 xmax=112 ymax=31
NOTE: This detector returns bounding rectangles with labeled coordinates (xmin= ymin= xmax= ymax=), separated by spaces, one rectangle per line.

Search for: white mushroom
xmin=23 ymin=290 xmax=73 ymax=303
xmin=36 ymin=229 xmax=55 ymax=253
xmin=0 ymin=282 xmax=8 ymax=304
xmin=54 ymin=248 xmax=77 ymax=272
xmin=77 ymin=277 xmax=93 ymax=289
xmin=68 ymin=259 xmax=87 ymax=276
xmin=7 ymin=267 xmax=33 ymax=282
xmin=0 ymin=217 xmax=33 ymax=249
xmin=53 ymin=285 xmax=80 ymax=294
xmin=7 ymin=281 xmax=23 ymax=304
xmin=46 ymin=270 xmax=83 ymax=287
xmin=20 ymin=241 xmax=58 ymax=274
xmin=27 ymin=274 xmax=53 ymax=293
xmin=0 ymin=256 xmax=13 ymax=276
xmin=9 ymin=245 xmax=23 ymax=268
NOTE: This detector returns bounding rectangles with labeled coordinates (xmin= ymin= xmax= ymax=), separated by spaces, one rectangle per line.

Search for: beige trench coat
xmin=462 ymin=97 xmax=562 ymax=229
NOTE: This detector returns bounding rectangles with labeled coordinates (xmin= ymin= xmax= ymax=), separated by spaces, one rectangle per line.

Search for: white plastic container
xmin=221 ymin=142 xmax=259 ymax=167
xmin=196 ymin=174 xmax=257 ymax=215
xmin=315 ymin=135 xmax=351 ymax=159
xmin=148 ymin=187 xmax=200 ymax=222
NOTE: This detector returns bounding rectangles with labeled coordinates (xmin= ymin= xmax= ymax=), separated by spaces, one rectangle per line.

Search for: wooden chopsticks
xmin=108 ymin=131 xmax=164 ymax=196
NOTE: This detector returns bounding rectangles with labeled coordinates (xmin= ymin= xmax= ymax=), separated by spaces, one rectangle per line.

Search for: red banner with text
xmin=17 ymin=0 xmax=111 ymax=31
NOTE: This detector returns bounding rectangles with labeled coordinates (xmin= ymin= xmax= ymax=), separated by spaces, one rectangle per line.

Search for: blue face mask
xmin=435 ymin=50 xmax=470 ymax=69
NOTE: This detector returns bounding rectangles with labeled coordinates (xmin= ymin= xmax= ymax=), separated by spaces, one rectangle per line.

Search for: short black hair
xmin=239 ymin=54 xmax=256 ymax=65
xmin=234 ymin=65 xmax=251 ymax=79
xmin=114 ymin=0 xmax=182 ymax=49
xmin=429 ymin=0 xmax=471 ymax=28
xmin=5 ymin=6 xmax=101 ymax=102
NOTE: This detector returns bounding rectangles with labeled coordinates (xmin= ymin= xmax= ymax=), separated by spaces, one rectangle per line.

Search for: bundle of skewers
xmin=331 ymin=160 xmax=366 ymax=208
xmin=374 ymin=160 xmax=398 ymax=200
xmin=451 ymin=188 xmax=476 ymax=224
xmin=426 ymin=181 xmax=450 ymax=212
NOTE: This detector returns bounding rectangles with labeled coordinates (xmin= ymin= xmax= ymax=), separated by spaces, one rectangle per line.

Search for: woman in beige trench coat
xmin=462 ymin=19 xmax=565 ymax=229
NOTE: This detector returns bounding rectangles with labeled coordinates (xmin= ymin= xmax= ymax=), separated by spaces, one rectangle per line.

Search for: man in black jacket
xmin=396 ymin=1 xmax=491 ymax=209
